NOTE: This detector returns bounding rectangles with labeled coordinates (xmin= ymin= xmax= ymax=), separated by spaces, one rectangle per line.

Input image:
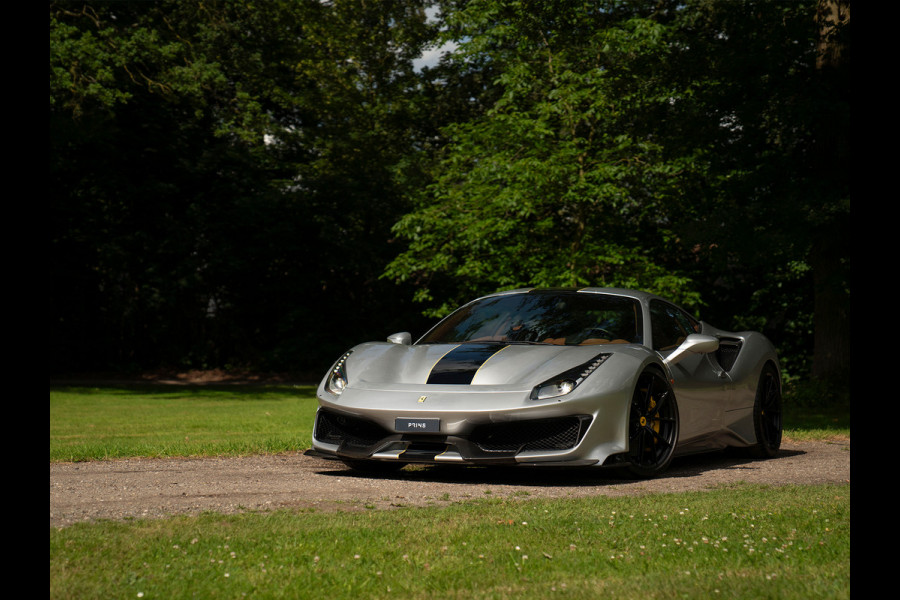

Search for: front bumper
xmin=311 ymin=382 xmax=633 ymax=467
xmin=313 ymin=408 xmax=598 ymax=466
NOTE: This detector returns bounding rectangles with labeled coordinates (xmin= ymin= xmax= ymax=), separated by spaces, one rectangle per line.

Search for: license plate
xmin=395 ymin=417 xmax=440 ymax=433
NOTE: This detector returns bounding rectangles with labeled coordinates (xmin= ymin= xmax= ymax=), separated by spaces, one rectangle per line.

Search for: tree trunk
xmin=810 ymin=0 xmax=850 ymax=383
xmin=810 ymin=235 xmax=849 ymax=382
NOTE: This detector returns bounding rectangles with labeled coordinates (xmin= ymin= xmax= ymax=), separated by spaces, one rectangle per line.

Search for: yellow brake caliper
xmin=638 ymin=392 xmax=660 ymax=450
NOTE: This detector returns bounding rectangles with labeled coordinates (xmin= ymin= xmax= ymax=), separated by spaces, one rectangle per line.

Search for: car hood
xmin=338 ymin=341 xmax=638 ymax=392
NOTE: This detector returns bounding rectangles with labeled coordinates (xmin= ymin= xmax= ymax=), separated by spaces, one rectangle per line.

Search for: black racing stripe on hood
xmin=427 ymin=343 xmax=508 ymax=385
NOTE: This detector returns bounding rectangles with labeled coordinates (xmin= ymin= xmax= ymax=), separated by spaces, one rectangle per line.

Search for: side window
xmin=674 ymin=308 xmax=701 ymax=335
xmin=650 ymin=300 xmax=698 ymax=351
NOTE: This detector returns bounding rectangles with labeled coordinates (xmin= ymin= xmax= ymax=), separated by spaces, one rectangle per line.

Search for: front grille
xmin=469 ymin=416 xmax=591 ymax=453
xmin=716 ymin=338 xmax=743 ymax=372
xmin=315 ymin=410 xmax=390 ymax=448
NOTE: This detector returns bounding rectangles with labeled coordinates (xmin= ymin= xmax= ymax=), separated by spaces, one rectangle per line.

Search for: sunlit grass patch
xmin=50 ymin=385 xmax=319 ymax=461
xmin=51 ymin=382 xmax=848 ymax=462
xmin=50 ymin=483 xmax=849 ymax=600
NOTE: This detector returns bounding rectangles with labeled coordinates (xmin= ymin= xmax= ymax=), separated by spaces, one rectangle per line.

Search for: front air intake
xmin=469 ymin=416 xmax=592 ymax=453
xmin=315 ymin=410 xmax=390 ymax=448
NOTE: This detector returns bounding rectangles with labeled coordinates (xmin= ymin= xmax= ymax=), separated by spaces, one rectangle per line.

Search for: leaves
xmin=49 ymin=0 xmax=848 ymax=381
xmin=51 ymin=0 xmax=439 ymax=372
xmin=385 ymin=2 xmax=704 ymax=312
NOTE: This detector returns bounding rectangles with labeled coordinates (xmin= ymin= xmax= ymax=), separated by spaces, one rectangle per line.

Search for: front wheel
xmin=749 ymin=364 xmax=783 ymax=458
xmin=625 ymin=369 xmax=680 ymax=478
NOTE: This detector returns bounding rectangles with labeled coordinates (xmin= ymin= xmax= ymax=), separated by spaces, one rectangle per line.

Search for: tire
xmin=625 ymin=368 xmax=680 ymax=478
xmin=340 ymin=458 xmax=407 ymax=473
xmin=749 ymin=364 xmax=783 ymax=458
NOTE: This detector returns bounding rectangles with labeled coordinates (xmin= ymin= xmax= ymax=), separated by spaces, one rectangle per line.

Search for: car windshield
xmin=419 ymin=292 xmax=643 ymax=346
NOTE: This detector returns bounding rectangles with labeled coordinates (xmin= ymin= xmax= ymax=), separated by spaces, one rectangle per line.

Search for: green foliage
xmin=387 ymin=3 xmax=708 ymax=314
xmin=662 ymin=0 xmax=849 ymax=363
xmin=50 ymin=1 xmax=438 ymax=374
xmin=385 ymin=0 xmax=849 ymax=385
xmin=784 ymin=378 xmax=851 ymax=411
xmin=50 ymin=0 xmax=849 ymax=382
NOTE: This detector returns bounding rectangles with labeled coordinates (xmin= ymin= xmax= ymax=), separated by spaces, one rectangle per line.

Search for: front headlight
xmin=533 ymin=379 xmax=577 ymax=400
xmin=326 ymin=351 xmax=352 ymax=395
xmin=531 ymin=352 xmax=610 ymax=400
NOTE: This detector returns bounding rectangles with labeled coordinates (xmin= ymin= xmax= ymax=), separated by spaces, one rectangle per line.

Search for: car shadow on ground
xmin=312 ymin=447 xmax=805 ymax=489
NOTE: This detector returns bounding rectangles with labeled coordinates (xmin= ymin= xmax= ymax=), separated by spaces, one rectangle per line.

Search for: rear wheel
xmin=625 ymin=369 xmax=679 ymax=478
xmin=749 ymin=364 xmax=782 ymax=458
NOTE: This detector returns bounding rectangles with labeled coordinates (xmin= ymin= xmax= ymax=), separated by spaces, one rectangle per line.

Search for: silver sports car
xmin=309 ymin=288 xmax=782 ymax=477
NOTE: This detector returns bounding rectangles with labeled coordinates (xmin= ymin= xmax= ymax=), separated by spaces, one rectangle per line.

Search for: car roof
xmin=482 ymin=287 xmax=664 ymax=305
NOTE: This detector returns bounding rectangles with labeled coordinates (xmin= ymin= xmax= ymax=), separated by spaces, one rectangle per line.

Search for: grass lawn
xmin=50 ymin=483 xmax=849 ymax=599
xmin=49 ymin=384 xmax=319 ymax=462
xmin=49 ymin=383 xmax=849 ymax=462
xmin=49 ymin=384 xmax=850 ymax=599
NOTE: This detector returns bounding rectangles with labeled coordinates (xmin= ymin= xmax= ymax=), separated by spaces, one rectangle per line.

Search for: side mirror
xmin=664 ymin=334 xmax=719 ymax=366
xmin=387 ymin=332 xmax=412 ymax=345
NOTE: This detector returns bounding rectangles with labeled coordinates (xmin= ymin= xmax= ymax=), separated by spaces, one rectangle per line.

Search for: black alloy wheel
xmin=750 ymin=364 xmax=783 ymax=458
xmin=626 ymin=368 xmax=680 ymax=478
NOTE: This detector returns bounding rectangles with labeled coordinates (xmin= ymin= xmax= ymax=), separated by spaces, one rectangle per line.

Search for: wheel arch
xmin=748 ymin=359 xmax=783 ymax=457
xmin=750 ymin=357 xmax=782 ymax=399
xmin=620 ymin=364 xmax=681 ymax=477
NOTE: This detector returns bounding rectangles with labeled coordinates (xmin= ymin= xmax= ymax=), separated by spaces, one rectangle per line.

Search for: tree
xmin=51 ymin=1 xmax=438 ymax=373
xmin=50 ymin=1 xmax=849 ymax=382
xmin=661 ymin=0 xmax=849 ymax=382
xmin=809 ymin=0 xmax=850 ymax=383
xmin=386 ymin=1 xmax=705 ymax=316
xmin=385 ymin=0 xmax=849 ymax=383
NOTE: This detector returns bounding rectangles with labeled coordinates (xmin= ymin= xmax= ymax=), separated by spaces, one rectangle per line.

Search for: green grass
xmin=781 ymin=401 xmax=851 ymax=442
xmin=50 ymin=483 xmax=850 ymax=600
xmin=50 ymin=384 xmax=850 ymax=462
xmin=49 ymin=385 xmax=319 ymax=462
xmin=50 ymin=384 xmax=850 ymax=599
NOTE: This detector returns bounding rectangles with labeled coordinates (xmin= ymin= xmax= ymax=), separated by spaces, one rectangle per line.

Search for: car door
xmin=649 ymin=300 xmax=728 ymax=445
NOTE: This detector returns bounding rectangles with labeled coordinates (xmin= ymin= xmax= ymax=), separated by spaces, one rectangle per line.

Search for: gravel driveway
xmin=50 ymin=439 xmax=849 ymax=528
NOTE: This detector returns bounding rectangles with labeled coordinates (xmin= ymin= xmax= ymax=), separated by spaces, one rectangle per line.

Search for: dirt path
xmin=50 ymin=439 xmax=849 ymax=528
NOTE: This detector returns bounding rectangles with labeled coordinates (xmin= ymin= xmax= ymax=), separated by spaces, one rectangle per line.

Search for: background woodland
xmin=50 ymin=1 xmax=849 ymax=390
